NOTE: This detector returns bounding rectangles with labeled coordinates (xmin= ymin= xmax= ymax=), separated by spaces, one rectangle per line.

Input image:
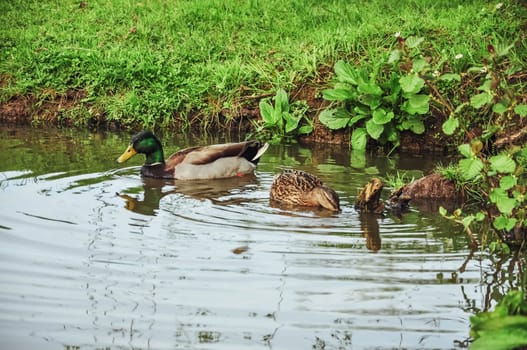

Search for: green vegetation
xmin=435 ymin=40 xmax=527 ymax=247
xmin=1 ymin=0 xmax=525 ymax=131
xmin=439 ymin=143 xmax=527 ymax=244
xmin=256 ymin=89 xmax=313 ymax=143
xmin=321 ymin=32 xmax=526 ymax=152
xmin=383 ymin=171 xmax=415 ymax=191
xmin=319 ymin=37 xmax=431 ymax=152
xmin=470 ymin=290 xmax=527 ymax=350
xmin=441 ymin=42 xmax=527 ymax=143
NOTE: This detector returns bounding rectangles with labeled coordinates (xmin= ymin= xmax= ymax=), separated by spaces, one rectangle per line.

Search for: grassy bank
xmin=1 ymin=0 xmax=525 ymax=130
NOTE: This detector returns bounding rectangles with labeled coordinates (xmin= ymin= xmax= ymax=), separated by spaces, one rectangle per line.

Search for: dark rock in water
xmin=394 ymin=173 xmax=462 ymax=201
xmin=389 ymin=173 xmax=463 ymax=212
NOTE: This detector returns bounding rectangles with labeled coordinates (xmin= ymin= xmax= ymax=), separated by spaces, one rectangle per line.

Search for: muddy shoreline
xmin=0 ymin=88 xmax=455 ymax=153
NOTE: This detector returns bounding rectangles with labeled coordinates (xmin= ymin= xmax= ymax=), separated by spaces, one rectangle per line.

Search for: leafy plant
xmin=319 ymin=35 xmax=436 ymax=151
xmin=442 ymin=43 xmax=527 ymax=139
xmin=470 ymin=290 xmax=527 ymax=350
xmin=257 ymin=88 xmax=313 ymax=143
xmin=440 ymin=143 xmax=527 ymax=245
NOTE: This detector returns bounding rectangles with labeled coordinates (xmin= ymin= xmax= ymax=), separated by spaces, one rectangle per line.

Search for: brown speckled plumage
xmin=270 ymin=169 xmax=340 ymax=211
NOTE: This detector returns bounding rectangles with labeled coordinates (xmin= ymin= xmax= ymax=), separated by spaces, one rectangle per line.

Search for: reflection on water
xmin=0 ymin=126 xmax=524 ymax=350
xmin=118 ymin=176 xmax=260 ymax=215
xmin=122 ymin=174 xmax=346 ymax=220
xmin=358 ymin=212 xmax=382 ymax=252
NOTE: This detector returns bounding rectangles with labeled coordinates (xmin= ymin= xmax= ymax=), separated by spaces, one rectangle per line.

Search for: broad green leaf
xmin=366 ymin=118 xmax=384 ymax=140
xmin=349 ymin=113 xmax=368 ymax=127
xmin=489 ymin=187 xmax=508 ymax=203
xmin=334 ymin=60 xmax=359 ymax=85
xmin=490 ymin=188 xmax=516 ymax=214
xmin=399 ymin=75 xmax=425 ymax=94
xmin=351 ymin=127 xmax=367 ymax=150
xmin=334 ymin=82 xmax=352 ymax=90
xmin=372 ymin=109 xmax=394 ymax=125
xmin=458 ymin=144 xmax=473 ymax=158
xmin=282 ymin=112 xmax=300 ymax=133
xmin=497 ymin=198 xmax=517 ymax=215
xmin=388 ymin=49 xmax=401 ymax=64
xmin=492 ymin=102 xmax=508 ymax=115
xmin=358 ymin=94 xmax=382 ymax=109
xmin=478 ymin=80 xmax=492 ymax=93
xmin=493 ymin=215 xmax=517 ymax=231
xmin=322 ymin=88 xmax=355 ymax=101
xmin=470 ymin=326 xmax=527 ymax=350
xmin=439 ymin=206 xmax=447 ymax=216
xmin=475 ymin=212 xmax=486 ymax=221
xmin=413 ymin=121 xmax=425 ymax=134
xmin=514 ymin=104 xmax=527 ymax=117
xmin=442 ymin=116 xmax=459 ymax=135
xmin=439 ymin=73 xmax=461 ymax=82
xmin=401 ymin=117 xmax=425 ymax=134
xmin=274 ymin=88 xmax=289 ymax=114
xmin=354 ymin=105 xmax=369 ymax=115
xmin=459 ymin=158 xmax=484 ymax=180
xmin=500 ymin=175 xmax=517 ymax=190
xmin=412 ymin=57 xmax=428 ymax=73
xmin=470 ymin=92 xmax=493 ymax=109
xmin=259 ymin=100 xmax=277 ymax=126
xmin=490 ymin=154 xmax=516 ymax=174
xmin=358 ymin=83 xmax=383 ymax=96
xmin=405 ymin=36 xmax=424 ymax=49
xmin=474 ymin=314 xmax=527 ymax=332
xmin=297 ymin=124 xmax=313 ymax=135
xmin=409 ymin=119 xmax=425 ymax=134
xmin=404 ymin=94 xmax=430 ymax=115
xmin=318 ymin=108 xmax=351 ymax=130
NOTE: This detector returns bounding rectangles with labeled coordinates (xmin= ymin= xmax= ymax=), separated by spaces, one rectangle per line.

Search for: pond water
xmin=0 ymin=126 xmax=519 ymax=349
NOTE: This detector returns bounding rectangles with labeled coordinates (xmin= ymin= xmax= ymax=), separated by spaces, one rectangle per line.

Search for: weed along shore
xmin=1 ymin=1 xmax=527 ymax=347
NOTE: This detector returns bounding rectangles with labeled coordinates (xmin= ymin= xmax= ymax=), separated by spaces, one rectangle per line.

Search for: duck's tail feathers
xmin=251 ymin=142 xmax=269 ymax=163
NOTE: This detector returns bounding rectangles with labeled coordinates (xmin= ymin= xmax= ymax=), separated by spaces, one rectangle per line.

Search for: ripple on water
xmin=0 ymin=140 xmax=488 ymax=350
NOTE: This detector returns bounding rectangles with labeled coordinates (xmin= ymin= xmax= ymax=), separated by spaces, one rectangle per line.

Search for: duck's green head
xmin=117 ymin=131 xmax=165 ymax=165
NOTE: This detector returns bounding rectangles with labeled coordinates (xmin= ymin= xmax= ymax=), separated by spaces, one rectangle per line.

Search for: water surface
xmin=0 ymin=126 xmax=517 ymax=349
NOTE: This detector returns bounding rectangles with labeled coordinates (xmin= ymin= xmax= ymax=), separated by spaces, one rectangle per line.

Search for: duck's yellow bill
xmin=117 ymin=145 xmax=137 ymax=163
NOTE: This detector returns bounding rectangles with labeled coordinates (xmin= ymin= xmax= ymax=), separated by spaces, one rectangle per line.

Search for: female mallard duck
xmin=117 ymin=131 xmax=269 ymax=180
xmin=270 ymin=169 xmax=340 ymax=211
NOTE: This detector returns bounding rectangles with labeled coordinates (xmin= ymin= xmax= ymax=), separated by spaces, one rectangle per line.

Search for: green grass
xmin=0 ymin=0 xmax=526 ymax=128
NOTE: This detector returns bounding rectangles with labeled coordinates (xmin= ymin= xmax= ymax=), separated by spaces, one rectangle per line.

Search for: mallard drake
xmin=117 ymin=131 xmax=269 ymax=180
xmin=270 ymin=169 xmax=340 ymax=211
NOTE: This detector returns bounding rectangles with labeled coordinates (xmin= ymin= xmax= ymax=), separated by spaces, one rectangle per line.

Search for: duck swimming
xmin=270 ymin=169 xmax=340 ymax=211
xmin=117 ymin=131 xmax=269 ymax=180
